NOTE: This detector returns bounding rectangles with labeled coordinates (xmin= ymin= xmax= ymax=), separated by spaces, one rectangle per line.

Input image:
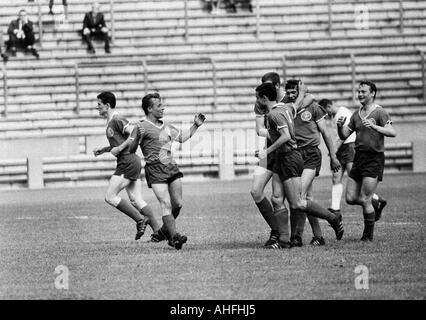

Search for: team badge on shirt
xmin=301 ymin=110 xmax=312 ymax=122
xmin=107 ymin=127 xmax=114 ymax=137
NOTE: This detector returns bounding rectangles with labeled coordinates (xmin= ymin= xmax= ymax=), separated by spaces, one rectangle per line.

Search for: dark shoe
xmin=150 ymin=229 xmax=167 ymax=242
xmin=135 ymin=217 xmax=149 ymax=240
xmin=330 ymin=212 xmax=344 ymax=240
xmin=290 ymin=235 xmax=303 ymax=247
xmin=310 ymin=236 xmax=326 ymax=246
xmin=171 ymin=233 xmax=187 ymax=250
xmin=360 ymin=234 xmax=373 ymax=242
xmin=372 ymin=197 xmax=387 ymax=222
xmin=105 ymin=48 xmax=111 ymax=54
xmin=88 ymin=47 xmax=96 ymax=54
xmin=49 ymin=10 xmax=54 ymax=15
xmin=230 ymin=4 xmax=237 ymax=12
xmin=31 ymin=48 xmax=39 ymax=59
xmin=10 ymin=47 xmax=17 ymax=57
xmin=328 ymin=208 xmax=341 ymax=214
xmin=1 ymin=53 xmax=8 ymax=62
xmin=263 ymin=230 xmax=279 ymax=247
xmin=265 ymin=240 xmax=291 ymax=249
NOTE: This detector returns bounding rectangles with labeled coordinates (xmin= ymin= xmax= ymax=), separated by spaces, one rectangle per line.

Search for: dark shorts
xmin=349 ymin=150 xmax=385 ymax=182
xmin=298 ymin=146 xmax=322 ymax=176
xmin=336 ymin=142 xmax=355 ymax=166
xmin=113 ymin=153 xmax=142 ymax=181
xmin=273 ymin=149 xmax=304 ymax=181
xmin=144 ymin=161 xmax=184 ymax=188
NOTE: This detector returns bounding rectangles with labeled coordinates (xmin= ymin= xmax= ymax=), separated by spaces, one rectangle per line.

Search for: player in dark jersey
xmin=255 ymin=83 xmax=344 ymax=249
xmin=337 ymin=81 xmax=396 ymax=241
xmin=283 ymin=80 xmax=341 ymax=247
xmin=251 ymin=72 xmax=314 ymax=247
xmin=127 ymin=92 xmax=205 ymax=250
xmin=93 ymin=91 xmax=159 ymax=240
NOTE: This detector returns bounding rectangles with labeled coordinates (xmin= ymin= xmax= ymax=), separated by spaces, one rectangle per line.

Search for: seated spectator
xmin=204 ymin=0 xmax=253 ymax=14
xmin=48 ymin=0 xmax=69 ymax=21
xmin=228 ymin=0 xmax=253 ymax=13
xmin=205 ymin=1 xmax=219 ymax=14
xmin=6 ymin=9 xmax=39 ymax=59
xmin=81 ymin=2 xmax=111 ymax=54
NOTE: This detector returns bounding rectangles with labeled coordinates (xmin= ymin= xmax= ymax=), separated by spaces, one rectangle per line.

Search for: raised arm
xmin=176 ymin=113 xmax=206 ymax=143
xmin=337 ymin=116 xmax=353 ymax=141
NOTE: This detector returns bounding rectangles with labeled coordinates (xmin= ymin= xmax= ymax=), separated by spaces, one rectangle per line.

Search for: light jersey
xmin=134 ymin=119 xmax=181 ymax=165
xmin=347 ymin=104 xmax=392 ymax=153
xmin=333 ymin=106 xmax=356 ymax=144
xmin=293 ymin=101 xmax=327 ymax=148
xmin=106 ymin=112 xmax=131 ymax=153
xmin=266 ymin=102 xmax=298 ymax=154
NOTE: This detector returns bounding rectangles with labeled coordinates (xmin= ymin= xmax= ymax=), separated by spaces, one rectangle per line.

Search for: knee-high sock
xmin=273 ymin=208 xmax=289 ymax=243
xmin=290 ymin=208 xmax=298 ymax=238
xmin=363 ymin=211 xmax=375 ymax=238
xmin=172 ymin=206 xmax=182 ymax=219
xmin=140 ymin=205 xmax=160 ymax=232
xmin=255 ymin=197 xmax=277 ymax=231
xmin=305 ymin=200 xmax=336 ymax=223
xmin=331 ymin=183 xmax=343 ymax=210
xmin=161 ymin=215 xmax=176 ymax=240
xmin=292 ymin=209 xmax=306 ymax=239
xmin=116 ymin=199 xmax=143 ymax=223
xmin=308 ymin=215 xmax=323 ymax=238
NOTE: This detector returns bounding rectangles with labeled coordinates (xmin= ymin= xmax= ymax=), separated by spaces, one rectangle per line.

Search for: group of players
xmin=93 ymin=70 xmax=396 ymax=251
xmin=251 ymin=73 xmax=396 ymax=248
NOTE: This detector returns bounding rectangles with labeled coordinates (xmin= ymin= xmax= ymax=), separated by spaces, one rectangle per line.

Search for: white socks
xmin=331 ymin=183 xmax=343 ymax=210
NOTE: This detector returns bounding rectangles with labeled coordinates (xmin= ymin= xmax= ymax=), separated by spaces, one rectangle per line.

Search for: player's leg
xmin=330 ymin=166 xmax=345 ymax=212
xmin=126 ymin=180 xmax=160 ymax=237
xmin=168 ymin=177 xmax=183 ymax=219
xmin=104 ymin=175 xmax=145 ymax=225
xmin=305 ymin=185 xmax=326 ymax=246
xmin=358 ymin=177 xmax=379 ymax=241
xmin=267 ymin=173 xmax=290 ymax=248
xmin=250 ymin=167 xmax=276 ymax=240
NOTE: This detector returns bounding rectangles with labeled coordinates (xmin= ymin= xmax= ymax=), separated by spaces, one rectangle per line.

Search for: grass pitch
xmin=0 ymin=173 xmax=425 ymax=299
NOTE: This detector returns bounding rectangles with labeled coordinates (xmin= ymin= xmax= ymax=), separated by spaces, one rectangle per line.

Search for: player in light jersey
xmin=337 ymin=80 xmax=396 ymax=241
xmin=128 ymin=92 xmax=205 ymax=250
xmin=93 ymin=91 xmax=158 ymax=240
xmin=255 ymin=83 xmax=344 ymax=249
xmin=251 ymin=72 xmax=314 ymax=247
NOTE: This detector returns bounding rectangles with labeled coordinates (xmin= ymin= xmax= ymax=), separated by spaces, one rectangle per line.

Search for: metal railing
xmin=110 ymin=0 xmax=115 ymax=44
xmin=36 ymin=0 xmax=43 ymax=47
xmin=1 ymin=63 xmax=8 ymax=117
xmin=74 ymin=57 xmax=217 ymax=114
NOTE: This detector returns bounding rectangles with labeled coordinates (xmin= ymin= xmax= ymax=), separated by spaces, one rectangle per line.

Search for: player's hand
xmin=298 ymin=80 xmax=307 ymax=95
xmin=194 ymin=113 xmax=206 ymax=127
xmin=137 ymin=123 xmax=146 ymax=137
xmin=362 ymin=118 xmax=375 ymax=129
xmin=93 ymin=147 xmax=103 ymax=156
xmin=110 ymin=147 xmax=120 ymax=157
xmin=256 ymin=149 xmax=267 ymax=160
xmin=336 ymin=116 xmax=346 ymax=127
xmin=330 ymin=156 xmax=341 ymax=173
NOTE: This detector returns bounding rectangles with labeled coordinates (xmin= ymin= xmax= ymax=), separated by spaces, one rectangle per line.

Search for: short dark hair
xmin=256 ymin=82 xmax=277 ymax=102
xmin=141 ymin=92 xmax=161 ymax=115
xmin=285 ymin=79 xmax=300 ymax=90
xmin=97 ymin=91 xmax=116 ymax=108
xmin=261 ymin=72 xmax=281 ymax=87
xmin=359 ymin=80 xmax=377 ymax=99
xmin=318 ymin=99 xmax=333 ymax=109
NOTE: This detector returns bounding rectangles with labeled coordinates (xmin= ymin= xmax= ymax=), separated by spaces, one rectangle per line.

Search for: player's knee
xmin=271 ymin=194 xmax=283 ymax=210
xmin=83 ymin=28 xmax=90 ymax=35
xmin=357 ymin=195 xmax=371 ymax=207
xmin=345 ymin=193 xmax=357 ymax=205
xmin=250 ymin=188 xmax=263 ymax=202
xmin=105 ymin=194 xmax=121 ymax=207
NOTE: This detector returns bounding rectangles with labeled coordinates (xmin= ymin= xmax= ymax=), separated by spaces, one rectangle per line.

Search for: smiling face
xmin=357 ymin=84 xmax=375 ymax=106
xmin=285 ymin=87 xmax=299 ymax=102
xmin=96 ymin=98 xmax=109 ymax=117
xmin=148 ymin=97 xmax=164 ymax=119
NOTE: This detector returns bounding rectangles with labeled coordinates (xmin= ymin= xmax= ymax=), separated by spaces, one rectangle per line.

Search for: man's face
xmin=255 ymin=92 xmax=267 ymax=110
xmin=149 ymin=98 xmax=164 ymax=119
xmin=325 ymin=103 xmax=333 ymax=117
xmin=96 ymin=99 xmax=109 ymax=117
xmin=357 ymin=84 xmax=374 ymax=105
xmin=18 ymin=11 xmax=27 ymax=21
xmin=285 ymin=87 xmax=299 ymax=102
xmin=92 ymin=3 xmax=100 ymax=13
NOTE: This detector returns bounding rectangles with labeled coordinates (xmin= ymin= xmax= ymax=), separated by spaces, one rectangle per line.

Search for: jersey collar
xmin=359 ymin=104 xmax=379 ymax=119
xmin=145 ymin=118 xmax=164 ymax=129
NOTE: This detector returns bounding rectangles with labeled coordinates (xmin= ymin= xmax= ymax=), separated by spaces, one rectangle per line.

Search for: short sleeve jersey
xmin=106 ymin=113 xmax=131 ymax=153
xmin=136 ymin=119 xmax=181 ymax=165
xmin=334 ymin=106 xmax=356 ymax=144
xmin=347 ymin=104 xmax=392 ymax=153
xmin=293 ymin=102 xmax=327 ymax=148
xmin=267 ymin=103 xmax=298 ymax=154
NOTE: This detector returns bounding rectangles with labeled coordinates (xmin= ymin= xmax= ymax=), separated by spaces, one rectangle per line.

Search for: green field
xmin=0 ymin=173 xmax=425 ymax=300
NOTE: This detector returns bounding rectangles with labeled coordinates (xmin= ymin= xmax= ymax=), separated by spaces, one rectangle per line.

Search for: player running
xmin=93 ymin=91 xmax=158 ymax=240
xmin=337 ymin=80 xmax=395 ymax=241
xmin=255 ymin=83 xmax=344 ymax=249
xmin=128 ymin=92 xmax=206 ymax=250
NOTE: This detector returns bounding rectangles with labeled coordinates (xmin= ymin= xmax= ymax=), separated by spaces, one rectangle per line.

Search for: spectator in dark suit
xmin=48 ymin=0 xmax=69 ymax=21
xmin=6 ymin=9 xmax=39 ymax=58
xmin=82 ymin=2 xmax=111 ymax=54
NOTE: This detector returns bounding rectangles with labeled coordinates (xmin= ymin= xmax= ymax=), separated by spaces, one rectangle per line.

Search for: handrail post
xmin=255 ymin=0 xmax=260 ymax=39
xmin=110 ymin=0 xmax=115 ymax=44
xmin=210 ymin=57 xmax=217 ymax=108
xmin=350 ymin=53 xmax=357 ymax=106
xmin=282 ymin=56 xmax=287 ymax=82
xmin=328 ymin=0 xmax=332 ymax=35
xmin=143 ymin=60 xmax=148 ymax=95
xmin=37 ymin=0 xmax=43 ymax=48
xmin=421 ymin=51 xmax=426 ymax=101
xmin=2 ymin=63 xmax=8 ymax=117
xmin=74 ymin=64 xmax=80 ymax=115
xmin=399 ymin=0 xmax=404 ymax=33
xmin=184 ymin=0 xmax=189 ymax=41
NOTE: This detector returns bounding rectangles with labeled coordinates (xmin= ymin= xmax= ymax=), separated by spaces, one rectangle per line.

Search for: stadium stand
xmin=0 ymin=0 xmax=425 ymax=188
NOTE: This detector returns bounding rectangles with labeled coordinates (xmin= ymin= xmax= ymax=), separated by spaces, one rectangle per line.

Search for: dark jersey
xmin=348 ymin=105 xmax=392 ymax=153
xmin=106 ymin=113 xmax=131 ymax=153
xmin=293 ymin=102 xmax=327 ymax=148
xmin=267 ymin=103 xmax=298 ymax=154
